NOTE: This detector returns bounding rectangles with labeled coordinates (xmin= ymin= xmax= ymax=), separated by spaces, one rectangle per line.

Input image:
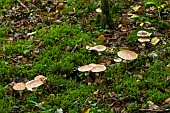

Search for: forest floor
xmin=0 ymin=0 xmax=170 ymax=113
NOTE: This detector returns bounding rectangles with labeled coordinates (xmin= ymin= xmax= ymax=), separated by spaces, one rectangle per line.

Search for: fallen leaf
xmin=150 ymin=6 xmax=156 ymax=11
xmin=147 ymin=101 xmax=160 ymax=110
xmin=140 ymin=22 xmax=144 ymax=27
xmin=131 ymin=5 xmax=141 ymax=12
xmin=82 ymin=106 xmax=90 ymax=113
xmin=151 ymin=37 xmax=160 ymax=45
xmin=98 ymin=34 xmax=106 ymax=42
xmin=121 ymin=19 xmax=130 ymax=25
xmin=165 ymin=97 xmax=170 ymax=104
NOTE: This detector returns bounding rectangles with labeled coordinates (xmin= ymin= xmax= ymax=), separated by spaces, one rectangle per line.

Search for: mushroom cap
xmin=91 ymin=45 xmax=106 ymax=51
xmin=88 ymin=63 xmax=98 ymax=67
xmin=96 ymin=8 xmax=102 ymax=13
xmin=78 ymin=65 xmax=93 ymax=72
xmin=118 ymin=50 xmax=138 ymax=60
xmin=13 ymin=82 xmax=26 ymax=91
xmin=114 ymin=58 xmax=122 ymax=62
xmin=86 ymin=45 xmax=93 ymax=50
xmin=26 ymin=80 xmax=44 ymax=91
xmin=138 ymin=38 xmax=150 ymax=42
xmin=137 ymin=31 xmax=152 ymax=37
xmin=91 ymin=64 xmax=106 ymax=72
xmin=34 ymin=75 xmax=47 ymax=82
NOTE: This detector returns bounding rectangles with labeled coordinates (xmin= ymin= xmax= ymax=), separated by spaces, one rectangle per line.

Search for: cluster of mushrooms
xmin=137 ymin=30 xmax=160 ymax=46
xmin=78 ymin=63 xmax=106 ymax=73
xmin=12 ymin=75 xmax=47 ymax=97
xmin=81 ymin=30 xmax=156 ymax=74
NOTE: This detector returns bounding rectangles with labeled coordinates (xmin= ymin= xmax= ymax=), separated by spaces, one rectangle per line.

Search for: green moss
xmin=146 ymin=88 xmax=169 ymax=103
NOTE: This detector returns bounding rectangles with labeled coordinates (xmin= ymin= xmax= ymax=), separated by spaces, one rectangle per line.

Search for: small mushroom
xmin=13 ymin=82 xmax=26 ymax=98
xmin=78 ymin=65 xmax=93 ymax=72
xmin=96 ymin=8 xmax=102 ymax=13
xmin=91 ymin=64 xmax=106 ymax=72
xmin=138 ymin=38 xmax=150 ymax=43
xmin=137 ymin=31 xmax=152 ymax=37
xmin=34 ymin=75 xmax=47 ymax=82
xmin=118 ymin=50 xmax=138 ymax=70
xmin=34 ymin=75 xmax=48 ymax=88
xmin=91 ymin=45 xmax=106 ymax=52
xmin=88 ymin=63 xmax=98 ymax=67
xmin=138 ymin=38 xmax=150 ymax=48
xmin=26 ymin=80 xmax=44 ymax=91
xmin=86 ymin=45 xmax=93 ymax=50
xmin=91 ymin=64 xmax=106 ymax=85
xmin=114 ymin=58 xmax=122 ymax=62
xmin=117 ymin=50 xmax=138 ymax=60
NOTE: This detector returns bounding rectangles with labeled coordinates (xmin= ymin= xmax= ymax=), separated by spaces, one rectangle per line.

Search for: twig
xmin=138 ymin=108 xmax=170 ymax=113
xmin=71 ymin=44 xmax=78 ymax=53
xmin=17 ymin=0 xmax=30 ymax=13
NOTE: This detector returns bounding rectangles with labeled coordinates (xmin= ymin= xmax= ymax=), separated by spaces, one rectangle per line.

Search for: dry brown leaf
xmin=147 ymin=101 xmax=160 ymax=110
xmin=98 ymin=34 xmax=106 ymax=42
xmin=165 ymin=97 xmax=170 ymax=104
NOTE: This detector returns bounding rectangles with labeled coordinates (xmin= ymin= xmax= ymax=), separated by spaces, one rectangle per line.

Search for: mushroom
xmin=13 ymin=82 xmax=26 ymax=98
xmin=34 ymin=75 xmax=48 ymax=88
xmin=96 ymin=8 xmax=102 ymax=13
xmin=91 ymin=45 xmax=106 ymax=52
xmin=86 ymin=45 xmax=93 ymax=50
xmin=138 ymin=38 xmax=150 ymax=48
xmin=26 ymin=80 xmax=44 ymax=91
xmin=78 ymin=64 xmax=94 ymax=84
xmin=91 ymin=64 xmax=106 ymax=85
xmin=137 ymin=30 xmax=152 ymax=37
xmin=117 ymin=50 xmax=138 ymax=60
xmin=78 ymin=65 xmax=93 ymax=72
xmin=91 ymin=64 xmax=106 ymax=72
xmin=34 ymin=75 xmax=47 ymax=82
xmin=138 ymin=38 xmax=150 ymax=43
xmin=117 ymin=50 xmax=138 ymax=69
xmin=114 ymin=58 xmax=122 ymax=63
xmin=88 ymin=63 xmax=98 ymax=67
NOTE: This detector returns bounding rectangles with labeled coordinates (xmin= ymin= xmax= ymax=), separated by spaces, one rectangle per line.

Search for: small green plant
xmin=144 ymin=0 xmax=168 ymax=19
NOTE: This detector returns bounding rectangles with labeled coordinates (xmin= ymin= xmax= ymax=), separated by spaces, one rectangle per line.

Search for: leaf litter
xmin=0 ymin=0 xmax=170 ymax=112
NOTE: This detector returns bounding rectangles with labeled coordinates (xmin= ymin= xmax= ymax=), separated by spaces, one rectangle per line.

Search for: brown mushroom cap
xmin=34 ymin=75 xmax=47 ymax=82
xmin=91 ymin=45 xmax=106 ymax=51
xmin=118 ymin=50 xmax=138 ymax=60
xmin=138 ymin=38 xmax=150 ymax=42
xmin=26 ymin=80 xmax=44 ymax=91
xmin=13 ymin=82 xmax=26 ymax=91
xmin=78 ymin=65 xmax=93 ymax=72
xmin=91 ymin=64 xmax=106 ymax=72
xmin=137 ymin=31 xmax=152 ymax=37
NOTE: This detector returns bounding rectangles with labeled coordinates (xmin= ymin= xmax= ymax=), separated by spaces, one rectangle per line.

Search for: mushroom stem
xmin=94 ymin=73 xmax=100 ymax=85
xmin=19 ymin=91 xmax=23 ymax=99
